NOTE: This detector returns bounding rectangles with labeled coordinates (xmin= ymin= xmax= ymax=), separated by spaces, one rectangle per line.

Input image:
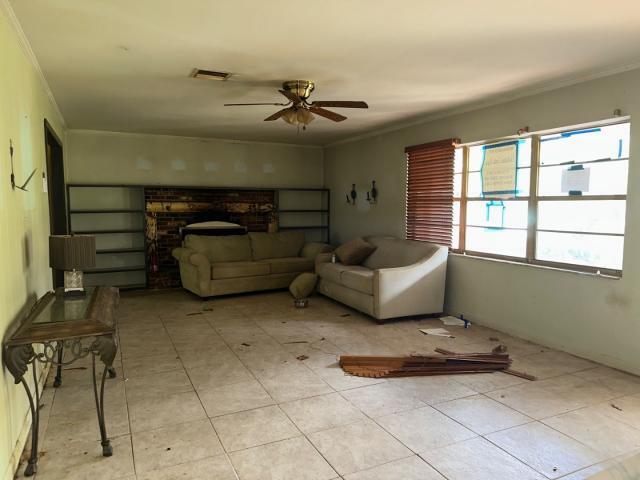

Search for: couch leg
xmin=376 ymin=319 xmax=385 ymax=325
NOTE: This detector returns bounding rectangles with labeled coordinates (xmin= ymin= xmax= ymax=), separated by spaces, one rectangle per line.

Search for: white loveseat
xmin=316 ymin=236 xmax=448 ymax=321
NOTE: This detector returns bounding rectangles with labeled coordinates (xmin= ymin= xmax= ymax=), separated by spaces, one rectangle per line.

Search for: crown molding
xmin=325 ymin=62 xmax=640 ymax=149
xmin=1 ymin=0 xmax=67 ymax=129
xmin=68 ymin=129 xmax=324 ymax=149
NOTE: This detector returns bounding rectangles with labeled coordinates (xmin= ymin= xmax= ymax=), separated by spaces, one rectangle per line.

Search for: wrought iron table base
xmin=52 ymin=345 xmax=117 ymax=389
xmin=5 ymin=336 xmax=117 ymax=476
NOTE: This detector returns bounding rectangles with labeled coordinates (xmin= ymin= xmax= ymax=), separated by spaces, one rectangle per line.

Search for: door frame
xmin=44 ymin=119 xmax=67 ymax=288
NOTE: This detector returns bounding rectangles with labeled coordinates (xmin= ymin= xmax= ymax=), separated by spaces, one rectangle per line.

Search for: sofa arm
xmin=301 ymin=242 xmax=332 ymax=260
xmin=172 ymin=247 xmax=195 ymax=263
xmin=172 ymin=247 xmax=211 ymax=294
xmin=373 ymin=246 xmax=448 ymax=320
xmin=315 ymin=252 xmax=334 ymax=272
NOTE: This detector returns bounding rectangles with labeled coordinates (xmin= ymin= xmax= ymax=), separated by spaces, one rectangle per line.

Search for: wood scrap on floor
xmin=434 ymin=347 xmax=537 ymax=381
xmin=339 ymin=352 xmax=512 ymax=378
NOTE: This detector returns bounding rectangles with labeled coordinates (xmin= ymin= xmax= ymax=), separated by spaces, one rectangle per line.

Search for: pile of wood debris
xmin=339 ymin=345 xmax=536 ymax=381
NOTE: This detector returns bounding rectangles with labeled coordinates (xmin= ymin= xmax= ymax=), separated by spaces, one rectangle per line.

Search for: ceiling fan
xmin=224 ymin=80 xmax=368 ymax=129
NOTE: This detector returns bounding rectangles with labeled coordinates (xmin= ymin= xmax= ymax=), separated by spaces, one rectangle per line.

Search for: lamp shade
xmin=49 ymin=235 xmax=96 ymax=270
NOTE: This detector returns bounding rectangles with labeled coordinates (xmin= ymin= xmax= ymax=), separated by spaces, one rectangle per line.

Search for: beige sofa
xmin=172 ymin=232 xmax=330 ymax=297
xmin=316 ymin=236 xmax=448 ymax=321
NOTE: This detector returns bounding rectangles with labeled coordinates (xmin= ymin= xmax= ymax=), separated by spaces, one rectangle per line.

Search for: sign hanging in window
xmin=481 ymin=141 xmax=519 ymax=197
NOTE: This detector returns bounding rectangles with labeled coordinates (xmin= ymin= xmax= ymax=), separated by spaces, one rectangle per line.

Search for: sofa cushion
xmin=185 ymin=234 xmax=252 ymax=263
xmin=260 ymin=257 xmax=314 ymax=274
xmin=211 ymin=261 xmax=270 ymax=280
xmin=340 ymin=267 xmax=374 ymax=295
xmin=289 ymin=272 xmax=318 ymax=299
xmin=335 ymin=237 xmax=377 ymax=265
xmin=316 ymin=262 xmax=349 ymax=284
xmin=362 ymin=236 xmax=438 ymax=270
xmin=249 ymin=232 xmax=306 ymax=260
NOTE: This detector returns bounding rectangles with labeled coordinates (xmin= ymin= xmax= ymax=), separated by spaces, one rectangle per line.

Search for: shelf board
xmin=278 ymin=209 xmax=329 ymax=213
xmin=85 ymin=265 xmax=146 ymax=274
xmin=72 ymin=229 xmax=144 ymax=234
xmin=279 ymin=225 xmax=328 ymax=230
xmin=70 ymin=209 xmax=144 ymax=214
xmin=96 ymin=248 xmax=146 ymax=254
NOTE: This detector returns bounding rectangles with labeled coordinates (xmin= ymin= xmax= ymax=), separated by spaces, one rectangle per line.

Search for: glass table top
xmin=32 ymin=287 xmax=96 ymax=325
xmin=5 ymin=286 xmax=118 ymax=346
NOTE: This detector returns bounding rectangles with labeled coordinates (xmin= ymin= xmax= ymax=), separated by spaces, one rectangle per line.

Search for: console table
xmin=2 ymin=286 xmax=119 ymax=477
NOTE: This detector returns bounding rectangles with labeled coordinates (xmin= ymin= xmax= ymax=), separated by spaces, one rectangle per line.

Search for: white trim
xmin=2 ymin=365 xmax=50 ymax=480
xmin=68 ymin=128 xmax=324 ymax=150
xmin=325 ymin=63 xmax=640 ymax=148
xmin=450 ymin=252 xmax=621 ymax=280
xmin=457 ymin=115 xmax=631 ymax=147
xmin=0 ymin=0 xmax=66 ymax=128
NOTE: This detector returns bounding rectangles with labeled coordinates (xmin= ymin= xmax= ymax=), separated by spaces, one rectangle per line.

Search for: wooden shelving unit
xmin=276 ymin=188 xmax=330 ymax=243
xmin=66 ymin=184 xmax=331 ymax=290
xmin=67 ymin=185 xmax=147 ymax=290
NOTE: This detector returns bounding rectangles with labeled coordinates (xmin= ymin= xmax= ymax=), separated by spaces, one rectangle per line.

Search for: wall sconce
xmin=366 ymin=180 xmax=378 ymax=204
xmin=346 ymin=184 xmax=357 ymax=205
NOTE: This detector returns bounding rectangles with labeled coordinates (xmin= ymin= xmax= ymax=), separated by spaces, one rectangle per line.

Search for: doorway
xmin=44 ymin=119 xmax=67 ymax=288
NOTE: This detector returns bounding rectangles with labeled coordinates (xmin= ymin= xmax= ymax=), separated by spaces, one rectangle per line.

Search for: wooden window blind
xmin=405 ymin=138 xmax=459 ymax=246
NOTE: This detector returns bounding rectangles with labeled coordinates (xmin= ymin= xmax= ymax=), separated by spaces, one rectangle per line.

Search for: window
xmin=412 ymin=121 xmax=630 ymax=276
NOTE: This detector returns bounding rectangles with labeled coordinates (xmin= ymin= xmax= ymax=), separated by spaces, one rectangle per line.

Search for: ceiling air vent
xmin=190 ymin=69 xmax=231 ymax=81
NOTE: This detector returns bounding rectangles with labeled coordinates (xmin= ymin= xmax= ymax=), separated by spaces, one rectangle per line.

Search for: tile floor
xmin=26 ymin=289 xmax=640 ymax=480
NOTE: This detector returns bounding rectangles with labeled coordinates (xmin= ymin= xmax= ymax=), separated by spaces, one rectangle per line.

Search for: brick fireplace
xmin=144 ymin=187 xmax=275 ymax=289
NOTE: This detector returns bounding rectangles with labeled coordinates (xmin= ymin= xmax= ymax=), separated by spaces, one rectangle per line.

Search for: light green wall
xmin=324 ymin=68 xmax=640 ymax=375
xmin=0 ymin=5 xmax=65 ymax=479
xmin=67 ymin=130 xmax=323 ymax=188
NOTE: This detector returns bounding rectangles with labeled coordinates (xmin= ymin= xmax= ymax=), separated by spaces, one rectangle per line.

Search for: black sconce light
xmin=366 ymin=180 xmax=378 ymax=204
xmin=346 ymin=184 xmax=357 ymax=204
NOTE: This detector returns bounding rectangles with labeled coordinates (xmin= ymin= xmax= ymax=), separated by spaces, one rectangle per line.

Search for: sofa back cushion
xmin=362 ymin=236 xmax=439 ymax=269
xmin=334 ymin=237 xmax=377 ymax=265
xmin=185 ymin=234 xmax=253 ymax=263
xmin=249 ymin=231 xmax=305 ymax=260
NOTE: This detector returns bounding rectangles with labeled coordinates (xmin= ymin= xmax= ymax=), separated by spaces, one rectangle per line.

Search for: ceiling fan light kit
xmin=224 ymin=80 xmax=368 ymax=130
xmin=281 ymin=107 xmax=315 ymax=127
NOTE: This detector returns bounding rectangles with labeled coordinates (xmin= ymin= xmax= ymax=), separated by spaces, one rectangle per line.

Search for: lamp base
xmin=63 ymin=289 xmax=86 ymax=298
xmin=64 ymin=270 xmax=86 ymax=297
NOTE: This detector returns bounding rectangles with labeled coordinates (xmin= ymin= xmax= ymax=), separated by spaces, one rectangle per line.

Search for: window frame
xmin=451 ymin=119 xmax=629 ymax=277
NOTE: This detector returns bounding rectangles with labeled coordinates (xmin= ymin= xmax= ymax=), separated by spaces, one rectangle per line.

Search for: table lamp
xmin=49 ymin=235 xmax=96 ymax=296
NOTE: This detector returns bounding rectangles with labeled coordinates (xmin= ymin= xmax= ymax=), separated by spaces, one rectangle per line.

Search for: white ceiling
xmin=10 ymin=0 xmax=640 ymax=146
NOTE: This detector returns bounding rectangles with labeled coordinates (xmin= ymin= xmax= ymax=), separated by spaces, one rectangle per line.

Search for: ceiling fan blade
xmin=310 ymin=101 xmax=368 ymax=109
xmin=224 ymin=102 xmax=289 ymax=106
xmin=279 ymin=89 xmax=302 ymax=104
xmin=309 ymin=107 xmax=347 ymax=122
xmin=264 ymin=108 xmax=290 ymax=121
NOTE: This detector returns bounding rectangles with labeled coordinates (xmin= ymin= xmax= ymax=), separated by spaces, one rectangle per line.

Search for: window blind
xmin=405 ymin=138 xmax=459 ymax=246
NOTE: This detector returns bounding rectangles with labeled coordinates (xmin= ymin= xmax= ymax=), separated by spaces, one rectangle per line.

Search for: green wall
xmin=66 ymin=130 xmax=324 ymax=188
xmin=324 ymin=68 xmax=640 ymax=376
xmin=0 ymin=5 xmax=65 ymax=479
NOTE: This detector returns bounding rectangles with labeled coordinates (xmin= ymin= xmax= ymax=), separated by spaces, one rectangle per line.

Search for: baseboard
xmin=2 ymin=363 xmax=50 ymax=480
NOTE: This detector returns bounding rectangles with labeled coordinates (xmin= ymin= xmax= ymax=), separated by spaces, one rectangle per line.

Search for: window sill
xmin=449 ymin=251 xmax=622 ymax=280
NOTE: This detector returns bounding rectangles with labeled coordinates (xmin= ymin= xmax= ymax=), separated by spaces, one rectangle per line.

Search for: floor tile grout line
xmin=115 ymin=292 xmax=640 ymax=480
xmin=157 ymin=306 xmax=242 ymax=480
xmin=331 ymin=382 xmax=458 ymax=478
xmin=480 ymin=430 xmax=602 ymax=479
xmin=537 ymin=411 xmax=640 ymax=461
xmin=117 ymin=317 xmax=141 ymax=478
xmin=203 ymin=296 xmax=403 ymax=478
xmin=428 ymin=392 xmax=536 ymax=436
xmin=206 ymin=302 xmax=336 ymax=401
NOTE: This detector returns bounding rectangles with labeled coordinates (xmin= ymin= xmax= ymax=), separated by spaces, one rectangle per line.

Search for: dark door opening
xmin=44 ymin=119 xmax=67 ymax=288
